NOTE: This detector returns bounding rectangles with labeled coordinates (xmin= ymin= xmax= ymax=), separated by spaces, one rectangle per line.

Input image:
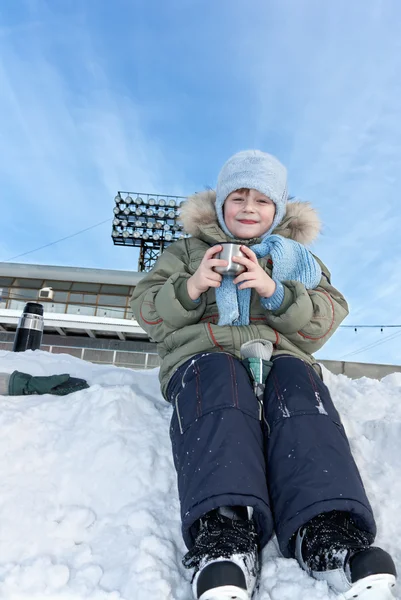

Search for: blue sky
xmin=1 ymin=0 xmax=401 ymax=365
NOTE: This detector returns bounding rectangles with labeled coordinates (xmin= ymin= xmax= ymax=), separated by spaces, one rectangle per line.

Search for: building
xmin=0 ymin=261 xmax=159 ymax=369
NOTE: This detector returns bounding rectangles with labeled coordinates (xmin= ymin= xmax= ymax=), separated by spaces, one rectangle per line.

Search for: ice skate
xmin=295 ymin=511 xmax=397 ymax=599
xmin=183 ymin=506 xmax=259 ymax=600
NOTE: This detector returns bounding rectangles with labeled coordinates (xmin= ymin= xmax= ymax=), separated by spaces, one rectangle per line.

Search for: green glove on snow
xmin=8 ymin=371 xmax=89 ymax=396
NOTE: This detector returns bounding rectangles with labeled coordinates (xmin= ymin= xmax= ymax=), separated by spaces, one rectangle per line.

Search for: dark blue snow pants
xmin=167 ymin=352 xmax=377 ymax=558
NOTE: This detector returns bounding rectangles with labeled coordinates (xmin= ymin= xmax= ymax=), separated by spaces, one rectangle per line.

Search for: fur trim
xmin=179 ymin=190 xmax=321 ymax=245
xmin=274 ymin=200 xmax=321 ymax=245
xmin=179 ymin=190 xmax=217 ymax=238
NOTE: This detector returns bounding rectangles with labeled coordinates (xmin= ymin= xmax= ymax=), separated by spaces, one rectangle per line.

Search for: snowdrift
xmin=0 ymin=350 xmax=400 ymax=600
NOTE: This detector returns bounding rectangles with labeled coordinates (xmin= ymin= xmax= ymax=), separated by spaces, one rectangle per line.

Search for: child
xmin=131 ymin=150 xmax=397 ymax=600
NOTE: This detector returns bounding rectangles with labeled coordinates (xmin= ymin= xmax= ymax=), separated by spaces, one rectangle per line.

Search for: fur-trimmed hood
xmin=179 ymin=189 xmax=321 ymax=246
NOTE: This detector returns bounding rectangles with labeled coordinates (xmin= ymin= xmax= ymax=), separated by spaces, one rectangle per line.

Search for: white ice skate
xmin=295 ymin=513 xmax=397 ymax=600
xmin=183 ymin=507 xmax=259 ymax=600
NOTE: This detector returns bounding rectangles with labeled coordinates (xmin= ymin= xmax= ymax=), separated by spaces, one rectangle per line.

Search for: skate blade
xmin=343 ymin=574 xmax=396 ymax=600
xmin=199 ymin=584 xmax=249 ymax=600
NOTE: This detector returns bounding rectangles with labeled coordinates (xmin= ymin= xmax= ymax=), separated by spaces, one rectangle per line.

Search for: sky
xmin=1 ymin=0 xmax=401 ymax=365
xmin=0 ymin=349 xmax=400 ymax=599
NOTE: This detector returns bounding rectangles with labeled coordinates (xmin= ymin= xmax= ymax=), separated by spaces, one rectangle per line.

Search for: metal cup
xmin=214 ymin=243 xmax=246 ymax=276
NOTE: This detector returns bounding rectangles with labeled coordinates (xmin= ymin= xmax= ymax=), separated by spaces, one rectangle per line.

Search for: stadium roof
xmin=0 ymin=262 xmax=145 ymax=286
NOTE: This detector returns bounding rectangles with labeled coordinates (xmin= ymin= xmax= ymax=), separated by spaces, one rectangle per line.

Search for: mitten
xmin=8 ymin=371 xmax=89 ymax=396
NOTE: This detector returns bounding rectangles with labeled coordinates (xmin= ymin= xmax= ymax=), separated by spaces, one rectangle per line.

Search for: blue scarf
xmin=215 ymin=235 xmax=322 ymax=326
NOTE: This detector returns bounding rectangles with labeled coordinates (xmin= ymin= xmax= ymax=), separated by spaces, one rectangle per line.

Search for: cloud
xmin=0 ymin=5 xmax=182 ymax=269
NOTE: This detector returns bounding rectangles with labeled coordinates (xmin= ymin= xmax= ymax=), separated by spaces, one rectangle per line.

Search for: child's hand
xmin=187 ymin=245 xmax=228 ymax=300
xmin=232 ymin=246 xmax=276 ymax=298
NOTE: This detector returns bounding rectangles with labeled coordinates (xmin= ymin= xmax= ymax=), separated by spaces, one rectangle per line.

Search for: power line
xmin=2 ymin=222 xmax=401 ymax=331
xmin=2 ymin=218 xmax=110 ymax=262
xmin=342 ymin=329 xmax=401 ymax=360
xmin=2 ymin=293 xmax=401 ymax=330
xmin=341 ymin=325 xmax=401 ymax=329
xmin=5 ymin=288 xmax=401 ymax=359
xmin=3 ymin=290 xmax=401 ymax=328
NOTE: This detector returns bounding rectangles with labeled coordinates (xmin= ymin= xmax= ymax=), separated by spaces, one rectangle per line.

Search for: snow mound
xmin=0 ymin=350 xmax=399 ymax=600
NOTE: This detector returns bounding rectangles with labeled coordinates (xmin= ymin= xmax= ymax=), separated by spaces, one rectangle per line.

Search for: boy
xmin=131 ymin=150 xmax=396 ymax=600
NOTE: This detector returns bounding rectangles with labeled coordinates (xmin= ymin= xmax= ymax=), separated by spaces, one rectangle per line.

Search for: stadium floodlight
xmin=111 ymin=191 xmax=188 ymax=271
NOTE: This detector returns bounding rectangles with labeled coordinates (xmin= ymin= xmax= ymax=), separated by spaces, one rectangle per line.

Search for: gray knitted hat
xmin=216 ymin=150 xmax=288 ymax=237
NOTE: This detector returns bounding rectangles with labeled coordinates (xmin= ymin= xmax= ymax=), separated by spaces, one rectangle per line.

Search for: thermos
xmin=13 ymin=302 xmax=44 ymax=352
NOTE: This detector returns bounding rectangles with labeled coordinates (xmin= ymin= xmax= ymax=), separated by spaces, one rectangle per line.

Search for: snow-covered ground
xmin=0 ymin=349 xmax=400 ymax=600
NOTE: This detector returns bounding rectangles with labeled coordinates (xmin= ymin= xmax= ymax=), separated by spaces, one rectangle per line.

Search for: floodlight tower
xmin=111 ymin=192 xmax=187 ymax=272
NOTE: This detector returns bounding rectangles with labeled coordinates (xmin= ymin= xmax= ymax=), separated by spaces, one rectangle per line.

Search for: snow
xmin=0 ymin=349 xmax=400 ymax=600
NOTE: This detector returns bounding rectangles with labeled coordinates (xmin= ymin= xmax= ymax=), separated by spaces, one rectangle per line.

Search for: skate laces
xmin=300 ymin=510 xmax=374 ymax=572
xmin=182 ymin=510 xmax=258 ymax=571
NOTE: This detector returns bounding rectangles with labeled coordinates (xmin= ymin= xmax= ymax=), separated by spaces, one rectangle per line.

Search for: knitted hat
xmin=215 ymin=150 xmax=288 ymax=237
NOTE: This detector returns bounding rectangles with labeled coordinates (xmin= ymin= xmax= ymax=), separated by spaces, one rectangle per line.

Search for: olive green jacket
xmin=131 ymin=190 xmax=349 ymax=398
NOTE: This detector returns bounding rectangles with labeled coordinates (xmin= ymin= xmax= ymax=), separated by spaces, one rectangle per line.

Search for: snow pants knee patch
xmin=264 ymin=355 xmax=376 ymax=557
xmin=167 ymin=352 xmax=274 ymax=549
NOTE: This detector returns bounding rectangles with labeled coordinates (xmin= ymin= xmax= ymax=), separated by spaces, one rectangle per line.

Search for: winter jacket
xmin=130 ymin=190 xmax=349 ymax=398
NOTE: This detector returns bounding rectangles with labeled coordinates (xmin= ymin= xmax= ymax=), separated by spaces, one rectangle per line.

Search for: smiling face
xmin=223 ymin=188 xmax=276 ymax=239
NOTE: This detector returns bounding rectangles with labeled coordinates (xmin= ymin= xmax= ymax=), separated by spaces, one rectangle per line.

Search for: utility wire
xmin=5 ymin=290 xmax=401 ymax=360
xmin=342 ymin=330 xmax=401 ymax=360
xmin=341 ymin=325 xmax=401 ymax=329
xmin=2 ymin=218 xmax=110 ymax=263
xmin=2 ymin=222 xmax=401 ymax=330
xmin=1 ymin=294 xmax=401 ymax=329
